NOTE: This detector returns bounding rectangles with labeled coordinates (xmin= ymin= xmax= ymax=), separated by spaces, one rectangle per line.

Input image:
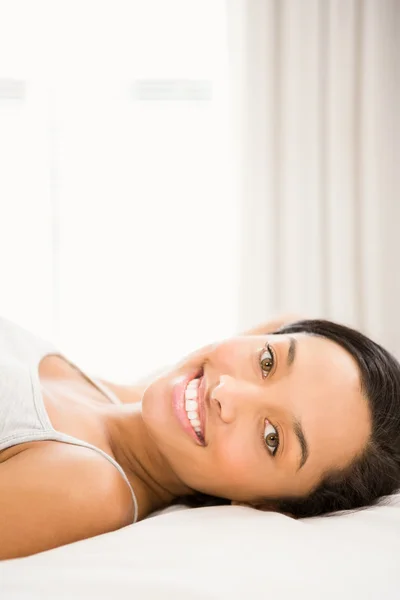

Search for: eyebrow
xmin=284 ymin=336 xmax=309 ymax=470
xmin=287 ymin=336 xmax=297 ymax=368
xmin=294 ymin=418 xmax=309 ymax=471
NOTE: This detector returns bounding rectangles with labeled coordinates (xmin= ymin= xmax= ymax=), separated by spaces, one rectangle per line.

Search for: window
xmin=0 ymin=1 xmax=238 ymax=382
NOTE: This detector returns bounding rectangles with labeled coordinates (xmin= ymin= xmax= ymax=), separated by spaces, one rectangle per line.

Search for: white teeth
xmin=188 ymin=377 xmax=200 ymax=388
xmin=184 ymin=375 xmax=203 ymax=440
xmin=185 ymin=399 xmax=198 ymax=411
xmin=185 ymin=386 xmax=198 ymax=400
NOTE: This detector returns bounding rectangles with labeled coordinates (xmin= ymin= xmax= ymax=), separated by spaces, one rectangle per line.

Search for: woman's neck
xmin=103 ymin=401 xmax=194 ymax=521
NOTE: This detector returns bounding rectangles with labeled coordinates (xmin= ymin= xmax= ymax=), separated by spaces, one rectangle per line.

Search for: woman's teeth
xmin=184 ymin=377 xmax=202 ymax=435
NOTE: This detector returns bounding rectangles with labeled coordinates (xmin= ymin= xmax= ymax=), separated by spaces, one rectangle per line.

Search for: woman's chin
xmin=141 ymin=378 xmax=162 ymax=421
xmin=141 ymin=376 xmax=174 ymax=442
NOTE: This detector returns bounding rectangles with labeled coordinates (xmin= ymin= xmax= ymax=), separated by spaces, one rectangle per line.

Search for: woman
xmin=1 ymin=313 xmax=400 ymax=560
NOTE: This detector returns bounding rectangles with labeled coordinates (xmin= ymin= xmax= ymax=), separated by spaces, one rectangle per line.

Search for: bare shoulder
xmin=0 ymin=442 xmax=135 ymax=560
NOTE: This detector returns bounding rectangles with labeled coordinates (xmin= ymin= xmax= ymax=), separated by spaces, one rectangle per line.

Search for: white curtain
xmin=227 ymin=0 xmax=400 ymax=356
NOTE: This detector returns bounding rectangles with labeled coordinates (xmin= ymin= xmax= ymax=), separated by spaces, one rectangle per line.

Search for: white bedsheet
xmin=1 ymin=497 xmax=400 ymax=600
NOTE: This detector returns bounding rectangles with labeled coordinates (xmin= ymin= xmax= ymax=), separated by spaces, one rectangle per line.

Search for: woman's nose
xmin=212 ymin=374 xmax=255 ymax=424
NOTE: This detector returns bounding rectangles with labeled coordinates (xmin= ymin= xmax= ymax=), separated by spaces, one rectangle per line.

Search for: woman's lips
xmin=197 ymin=374 xmax=207 ymax=443
xmin=172 ymin=367 xmax=205 ymax=446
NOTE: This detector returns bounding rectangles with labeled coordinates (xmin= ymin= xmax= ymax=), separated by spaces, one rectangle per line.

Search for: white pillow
xmin=2 ymin=494 xmax=400 ymax=599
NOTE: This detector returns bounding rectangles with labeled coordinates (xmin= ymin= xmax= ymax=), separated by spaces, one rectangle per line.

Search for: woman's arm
xmin=0 ymin=443 xmax=133 ymax=560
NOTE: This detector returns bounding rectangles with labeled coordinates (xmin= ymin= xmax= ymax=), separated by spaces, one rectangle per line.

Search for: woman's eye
xmin=264 ymin=420 xmax=279 ymax=455
xmin=259 ymin=345 xmax=275 ymax=378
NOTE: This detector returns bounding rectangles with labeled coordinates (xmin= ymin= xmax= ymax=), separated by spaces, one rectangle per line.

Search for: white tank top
xmin=0 ymin=315 xmax=138 ymax=523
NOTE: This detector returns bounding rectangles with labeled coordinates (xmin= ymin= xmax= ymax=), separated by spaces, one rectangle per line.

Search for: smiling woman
xmin=169 ymin=319 xmax=400 ymax=518
xmin=1 ymin=314 xmax=400 ymax=559
xmin=142 ymin=321 xmax=369 ymax=507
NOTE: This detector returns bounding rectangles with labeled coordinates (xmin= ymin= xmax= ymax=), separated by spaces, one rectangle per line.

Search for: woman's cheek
xmin=182 ymin=440 xmax=256 ymax=494
xmin=213 ymin=439 xmax=256 ymax=486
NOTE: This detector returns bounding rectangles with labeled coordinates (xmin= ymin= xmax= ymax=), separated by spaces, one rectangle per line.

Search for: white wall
xmin=0 ymin=1 xmax=238 ymax=382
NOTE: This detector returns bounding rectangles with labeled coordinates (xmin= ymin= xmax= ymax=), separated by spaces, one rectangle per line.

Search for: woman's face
xmin=141 ymin=332 xmax=372 ymax=504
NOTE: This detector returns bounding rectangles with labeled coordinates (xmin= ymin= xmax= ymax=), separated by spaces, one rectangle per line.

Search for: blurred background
xmin=0 ymin=0 xmax=399 ymax=383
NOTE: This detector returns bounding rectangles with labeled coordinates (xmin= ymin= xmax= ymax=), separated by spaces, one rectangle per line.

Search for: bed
xmin=1 ymin=492 xmax=400 ymax=599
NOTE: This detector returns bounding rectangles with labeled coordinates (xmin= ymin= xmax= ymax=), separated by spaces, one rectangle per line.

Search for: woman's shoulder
xmin=0 ymin=441 xmax=134 ymax=559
